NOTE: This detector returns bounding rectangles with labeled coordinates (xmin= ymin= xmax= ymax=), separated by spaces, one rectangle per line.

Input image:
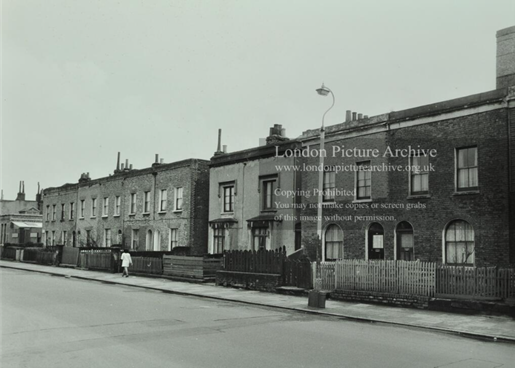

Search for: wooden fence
xmin=436 ymin=265 xmax=515 ymax=300
xmin=131 ymin=257 xmax=163 ymax=275
xmin=313 ymin=260 xmax=515 ymax=300
xmin=163 ymin=256 xmax=222 ymax=280
xmin=61 ymin=247 xmax=80 ymax=266
xmin=313 ymin=260 xmax=436 ymax=297
xmin=223 ymin=249 xmax=286 ymax=274
xmin=283 ymin=259 xmax=312 ymax=289
xmin=79 ymin=249 xmax=112 ymax=271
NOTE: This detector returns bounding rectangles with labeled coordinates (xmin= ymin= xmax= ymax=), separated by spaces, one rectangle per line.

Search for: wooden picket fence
xmin=313 ymin=260 xmax=515 ymax=300
xmin=79 ymin=249 xmax=112 ymax=271
xmin=283 ymin=258 xmax=312 ymax=289
xmin=436 ymin=265 xmax=515 ymax=300
xmin=313 ymin=260 xmax=436 ymax=297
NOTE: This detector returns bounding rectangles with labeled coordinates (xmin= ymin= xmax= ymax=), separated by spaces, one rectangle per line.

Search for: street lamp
xmin=315 ymin=83 xmax=335 ymax=263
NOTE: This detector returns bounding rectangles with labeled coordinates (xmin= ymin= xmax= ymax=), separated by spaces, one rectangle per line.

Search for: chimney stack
xmin=214 ymin=129 xmax=224 ymax=155
xmin=116 ymin=152 xmax=121 ymax=173
xmin=16 ymin=181 xmax=25 ymax=201
xmin=497 ymin=25 xmax=515 ymax=89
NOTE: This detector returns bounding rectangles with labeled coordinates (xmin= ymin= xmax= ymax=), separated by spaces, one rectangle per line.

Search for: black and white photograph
xmin=1 ymin=1 xmax=515 ymax=367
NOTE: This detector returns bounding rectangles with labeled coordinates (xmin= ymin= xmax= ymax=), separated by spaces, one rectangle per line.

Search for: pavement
xmin=1 ymin=259 xmax=514 ymax=344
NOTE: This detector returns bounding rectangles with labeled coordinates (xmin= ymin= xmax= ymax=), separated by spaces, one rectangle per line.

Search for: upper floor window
xmin=70 ymin=202 xmax=75 ymax=220
xmin=222 ymin=184 xmax=234 ymax=213
xmin=356 ymin=161 xmax=371 ymax=200
xmin=175 ymin=187 xmax=183 ymax=211
xmin=410 ymin=155 xmax=429 ymax=194
xmin=91 ymin=198 xmax=97 ymax=217
xmin=261 ymin=177 xmax=277 ymax=211
xmin=52 ymin=205 xmax=56 ymax=220
xmin=144 ymin=191 xmax=151 ymax=213
xmin=61 ymin=203 xmax=66 ymax=220
xmin=80 ymin=200 xmax=85 ymax=218
xmin=130 ymin=193 xmax=136 ymax=214
xmin=323 ymin=170 xmax=336 ymax=202
xmin=456 ymin=146 xmax=478 ymax=191
xmin=102 ymin=197 xmax=109 ymax=217
xmin=46 ymin=205 xmax=50 ymax=221
xmin=445 ymin=220 xmax=475 ymax=265
xmin=115 ymin=196 xmax=121 ymax=216
xmin=159 ymin=189 xmax=167 ymax=212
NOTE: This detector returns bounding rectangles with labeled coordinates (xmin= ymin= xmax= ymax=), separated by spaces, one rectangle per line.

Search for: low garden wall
xmin=330 ymin=289 xmax=430 ymax=309
xmin=216 ymin=270 xmax=282 ymax=292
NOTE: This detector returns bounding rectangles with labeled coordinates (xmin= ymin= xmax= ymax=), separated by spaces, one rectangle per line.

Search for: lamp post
xmin=315 ymin=84 xmax=335 ymax=262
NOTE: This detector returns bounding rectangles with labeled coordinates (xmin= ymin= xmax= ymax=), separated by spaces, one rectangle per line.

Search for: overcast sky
xmin=2 ymin=0 xmax=514 ymax=199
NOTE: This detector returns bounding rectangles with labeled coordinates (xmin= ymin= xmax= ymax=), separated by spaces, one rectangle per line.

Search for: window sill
xmin=113 ymin=215 xmax=120 ymax=218
xmin=128 ymin=213 xmax=136 ymax=217
xmin=352 ymin=198 xmax=372 ymax=204
xmin=102 ymin=215 xmax=108 ymax=219
xmin=407 ymin=194 xmax=431 ymax=200
xmin=221 ymin=211 xmax=234 ymax=216
xmin=173 ymin=210 xmax=183 ymax=213
xmin=453 ymin=190 xmax=480 ymax=196
xmin=142 ymin=212 xmax=151 ymax=216
xmin=158 ymin=211 xmax=167 ymax=214
xmin=90 ymin=217 xmax=96 ymax=219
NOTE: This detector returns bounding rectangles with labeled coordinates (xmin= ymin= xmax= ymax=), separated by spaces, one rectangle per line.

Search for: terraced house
xmin=42 ymin=155 xmax=209 ymax=255
xmin=299 ymin=25 xmax=515 ymax=266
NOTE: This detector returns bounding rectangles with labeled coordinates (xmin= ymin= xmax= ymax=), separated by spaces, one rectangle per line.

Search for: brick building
xmin=298 ymin=25 xmax=515 ymax=266
xmin=42 ymin=155 xmax=209 ymax=254
xmin=208 ymin=126 xmax=303 ymax=255
xmin=0 ymin=181 xmax=43 ymax=245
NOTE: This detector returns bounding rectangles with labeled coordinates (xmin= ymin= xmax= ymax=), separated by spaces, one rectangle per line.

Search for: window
xmin=154 ymin=230 xmax=161 ymax=251
xmin=130 ymin=193 xmax=136 ymax=214
xmin=213 ymin=228 xmax=225 ymax=254
xmin=457 ymin=147 xmax=478 ymax=190
xmin=410 ymin=155 xmax=429 ymax=194
xmin=86 ymin=230 xmax=92 ymax=246
xmin=169 ymin=228 xmax=178 ymax=250
xmin=52 ymin=205 xmax=56 ymax=220
xmin=175 ymin=187 xmax=183 ymax=211
xmin=146 ymin=230 xmax=153 ymax=251
xmin=144 ymin=191 xmax=150 ymax=213
xmin=131 ymin=229 xmax=139 ymax=250
xmin=115 ymin=196 xmax=121 ymax=216
xmin=51 ymin=231 xmax=55 ymax=245
xmin=323 ymin=171 xmax=336 ymax=202
xmin=262 ymin=178 xmax=277 ymax=210
xmin=70 ymin=202 xmax=75 ymax=220
xmin=356 ymin=162 xmax=371 ymax=200
xmin=325 ymin=225 xmax=343 ymax=260
xmin=445 ymin=220 xmax=474 ymax=265
xmin=222 ymin=185 xmax=234 ymax=212
xmin=104 ymin=229 xmax=112 ymax=247
xmin=367 ymin=223 xmax=384 ymax=260
xmin=80 ymin=200 xmax=85 ymax=218
xmin=102 ymin=197 xmax=109 ymax=217
xmin=63 ymin=231 xmax=67 ymax=246
xmin=46 ymin=205 xmax=50 ymax=221
xmin=91 ymin=198 xmax=97 ymax=217
xmin=159 ymin=189 xmax=167 ymax=212
xmin=396 ymin=221 xmax=414 ymax=261
xmin=61 ymin=204 xmax=65 ymax=220
xmin=252 ymin=228 xmax=268 ymax=250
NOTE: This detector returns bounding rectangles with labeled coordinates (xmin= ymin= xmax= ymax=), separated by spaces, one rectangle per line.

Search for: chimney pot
xmin=346 ymin=110 xmax=351 ymax=122
xmin=358 ymin=113 xmax=363 ymax=119
xmin=223 ymin=145 xmax=227 ymax=153
xmin=352 ymin=112 xmax=357 ymax=120
xmin=121 ymin=163 xmax=125 ymax=170
xmin=160 ymin=158 xmax=164 ymax=164
xmin=155 ymin=154 xmax=159 ymax=163
xmin=129 ymin=164 xmax=133 ymax=170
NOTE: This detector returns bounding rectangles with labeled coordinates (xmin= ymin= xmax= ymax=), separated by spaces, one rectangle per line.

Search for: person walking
xmin=121 ymin=249 xmax=133 ymax=277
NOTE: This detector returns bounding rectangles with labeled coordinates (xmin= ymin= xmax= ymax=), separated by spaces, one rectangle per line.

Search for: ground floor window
xmin=396 ymin=221 xmax=414 ymax=261
xmin=131 ymin=229 xmax=139 ymax=250
xmin=445 ymin=220 xmax=474 ymax=265
xmin=325 ymin=224 xmax=343 ymax=261
xmin=213 ymin=228 xmax=225 ymax=254
xmin=170 ymin=228 xmax=178 ymax=250
xmin=252 ymin=227 xmax=268 ymax=251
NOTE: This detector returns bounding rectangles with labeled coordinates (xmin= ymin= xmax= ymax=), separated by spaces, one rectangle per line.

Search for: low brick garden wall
xmin=216 ymin=270 xmax=282 ymax=292
xmin=331 ymin=289 xmax=430 ymax=309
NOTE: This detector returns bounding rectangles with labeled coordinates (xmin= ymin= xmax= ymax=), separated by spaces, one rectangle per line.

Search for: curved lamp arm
xmin=316 ymin=84 xmax=335 ymax=130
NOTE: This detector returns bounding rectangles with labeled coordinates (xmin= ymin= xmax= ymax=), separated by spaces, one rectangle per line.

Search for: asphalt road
xmin=1 ymin=268 xmax=514 ymax=368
